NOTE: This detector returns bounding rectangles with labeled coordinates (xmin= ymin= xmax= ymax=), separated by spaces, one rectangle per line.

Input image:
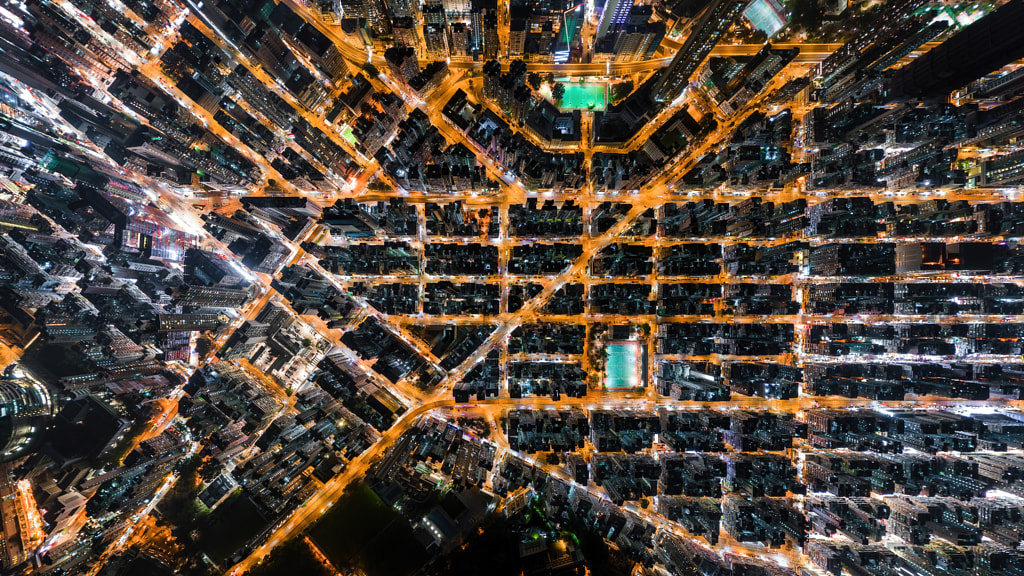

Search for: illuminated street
xmin=0 ymin=0 xmax=1023 ymax=576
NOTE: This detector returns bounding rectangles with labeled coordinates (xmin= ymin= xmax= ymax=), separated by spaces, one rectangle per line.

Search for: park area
xmin=309 ymin=482 xmax=427 ymax=576
xmin=198 ymin=495 xmax=267 ymax=564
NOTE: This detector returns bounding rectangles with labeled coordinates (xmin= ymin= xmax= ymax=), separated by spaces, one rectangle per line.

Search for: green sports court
xmin=605 ymin=342 xmax=641 ymax=389
xmin=558 ymin=84 xmax=608 ymax=111
xmin=541 ymin=82 xmax=608 ymax=111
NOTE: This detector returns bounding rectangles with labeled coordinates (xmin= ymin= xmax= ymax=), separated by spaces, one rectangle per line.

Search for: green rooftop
xmin=341 ymin=126 xmax=358 ymax=146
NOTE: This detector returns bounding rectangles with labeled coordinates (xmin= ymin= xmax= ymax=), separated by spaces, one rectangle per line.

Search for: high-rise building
xmin=390 ymin=0 xmax=417 ymax=18
xmin=320 ymin=200 xmax=381 ymax=237
xmin=0 ymin=371 xmax=52 ymax=462
xmin=482 ymin=12 xmax=500 ymax=59
xmin=443 ymin=0 xmax=472 ymax=16
xmin=184 ymin=248 xmax=245 ymax=287
xmin=172 ymin=284 xmax=254 ymax=309
xmin=482 ymin=59 xmax=502 ymax=101
xmin=423 ymin=24 xmax=450 ymax=59
xmin=510 ymin=84 xmax=532 ymax=124
xmin=509 ymin=18 xmax=526 ymax=58
xmin=973 ymin=149 xmax=1024 ymax=186
xmin=652 ymin=0 xmax=744 ymax=103
xmin=471 ymin=0 xmax=498 ymax=56
xmin=625 ymin=4 xmax=654 ymax=26
xmin=340 ymin=0 xmax=391 ymax=35
xmin=612 ymin=22 xmax=665 ymax=62
xmin=240 ymin=196 xmax=322 ymax=223
xmin=450 ymin=23 xmax=472 ymax=57
xmin=158 ymin=314 xmax=225 ymax=332
xmin=422 ymin=2 xmax=447 ymax=25
xmin=392 ymin=17 xmax=418 ymax=47
xmin=817 ymin=0 xmax=926 ymax=85
xmin=597 ymin=0 xmax=635 ymax=39
xmin=312 ymin=0 xmax=342 ymax=23
xmin=385 ymin=45 xmax=420 ymax=83
xmin=471 ymin=5 xmax=486 ymax=50
xmin=885 ymin=0 xmax=1024 ymax=101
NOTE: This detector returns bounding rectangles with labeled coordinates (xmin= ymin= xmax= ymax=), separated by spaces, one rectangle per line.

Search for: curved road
xmin=145 ymin=5 xmax=955 ymax=575
xmin=224 ymin=390 xmax=1010 ymax=575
